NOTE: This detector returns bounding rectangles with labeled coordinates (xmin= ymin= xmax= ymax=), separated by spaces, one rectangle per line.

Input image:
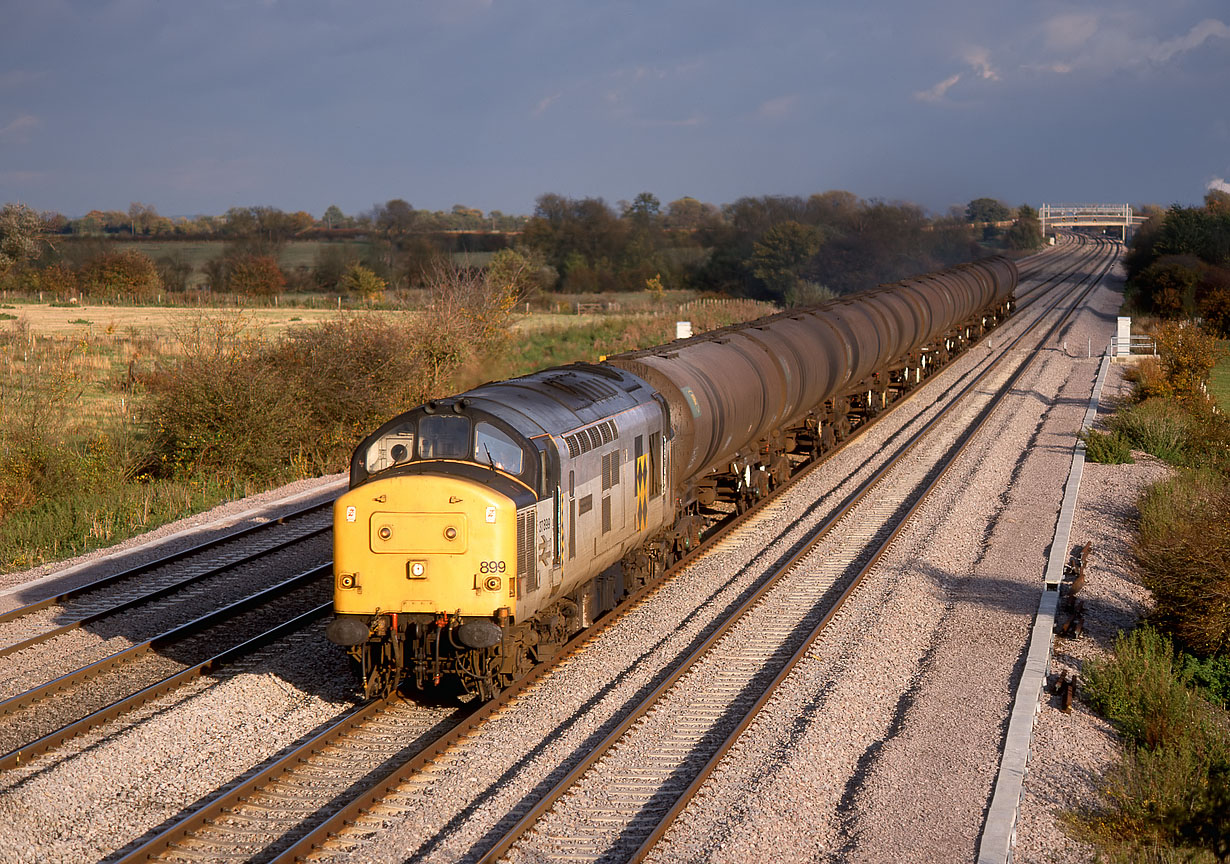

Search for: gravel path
xmin=1011 ymin=365 xmax=1169 ymax=864
xmin=0 ymin=626 xmax=357 ymax=864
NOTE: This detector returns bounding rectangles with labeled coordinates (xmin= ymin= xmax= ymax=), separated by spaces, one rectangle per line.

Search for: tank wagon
xmin=328 ymin=256 xmax=1017 ymax=699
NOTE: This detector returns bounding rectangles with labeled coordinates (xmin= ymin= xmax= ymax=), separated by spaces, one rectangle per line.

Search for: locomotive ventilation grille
xmin=516 ymin=508 xmax=537 ymax=593
xmin=564 ymin=420 xmax=619 ymax=458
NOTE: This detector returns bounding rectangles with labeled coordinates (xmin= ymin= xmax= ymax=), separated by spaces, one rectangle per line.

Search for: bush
xmin=1085 ymin=628 xmax=1210 ymax=750
xmin=1110 ymin=399 xmax=1193 ymax=464
xmin=1152 ymin=321 xmax=1225 ymax=407
xmin=79 ymin=250 xmax=161 ymax=301
xmin=265 ymin=315 xmax=424 ymax=470
xmin=1137 ymin=471 xmax=1230 ymax=656
xmin=1082 ymin=428 xmax=1135 ymax=464
xmin=141 ymin=316 xmax=301 ymax=480
xmin=1078 ymin=627 xmax=1230 ymax=858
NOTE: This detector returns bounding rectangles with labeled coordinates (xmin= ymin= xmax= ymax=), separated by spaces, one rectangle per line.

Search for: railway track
xmin=485 ymin=242 xmax=1118 ymax=863
xmin=0 ymin=502 xmax=335 ymax=769
xmin=102 ymin=236 xmax=1116 ymax=864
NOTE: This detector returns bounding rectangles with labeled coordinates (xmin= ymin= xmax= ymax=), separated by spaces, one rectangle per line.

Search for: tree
xmin=37 ymin=263 xmax=78 ymax=299
xmin=79 ymin=250 xmax=161 ymax=300
xmin=322 ymin=205 xmax=348 ymax=229
xmin=1205 ymin=188 xmax=1230 ymax=217
xmin=1196 ymin=266 xmax=1230 ymax=336
xmin=1137 ymin=255 xmax=1205 ymax=317
xmin=664 ymin=196 xmax=720 ymax=230
xmin=376 ymin=199 xmax=416 ymax=235
xmin=966 ymin=197 xmax=1011 ymax=224
xmin=623 ymin=192 xmax=661 ymax=226
xmin=1003 ymin=204 xmax=1043 ymax=250
xmin=341 ymin=263 xmax=386 ymax=302
xmin=228 ymin=254 xmax=286 ymax=296
xmin=486 ymin=248 xmax=542 ymax=304
xmin=0 ymin=202 xmax=46 ymax=275
xmin=410 ymin=261 xmax=530 ymax=395
xmin=751 ymin=221 xmax=822 ymax=303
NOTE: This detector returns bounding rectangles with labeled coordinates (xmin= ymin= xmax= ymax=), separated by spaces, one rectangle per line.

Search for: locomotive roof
xmin=456 ymin=362 xmax=654 ymax=439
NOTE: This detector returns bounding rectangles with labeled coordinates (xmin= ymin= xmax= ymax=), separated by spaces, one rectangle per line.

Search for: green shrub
xmin=1082 ymin=428 xmax=1135 ymax=464
xmin=1111 ymin=399 xmax=1193 ymax=464
xmin=1137 ymin=472 xmax=1230 ymax=656
xmin=142 ymin=349 xmax=301 ymax=480
xmin=1085 ymin=628 xmax=1207 ymax=749
xmin=1182 ymin=653 xmax=1230 ymax=709
xmin=1076 ymin=627 xmax=1230 ymax=859
xmin=265 ymin=315 xmax=425 ymax=471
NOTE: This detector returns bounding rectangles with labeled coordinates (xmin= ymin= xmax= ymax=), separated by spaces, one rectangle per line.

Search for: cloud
xmin=1036 ymin=15 xmax=1230 ymax=75
xmin=1044 ymin=13 xmax=1100 ymax=52
xmin=757 ymin=95 xmax=796 ymax=119
xmin=0 ymin=113 xmax=40 ymax=140
xmin=533 ymin=92 xmax=561 ymax=116
xmin=914 ymin=74 xmax=961 ymax=104
xmin=963 ymin=47 xmax=999 ymax=81
xmin=1209 ymin=177 xmax=1230 ymax=194
xmin=1150 ymin=18 xmax=1230 ymax=64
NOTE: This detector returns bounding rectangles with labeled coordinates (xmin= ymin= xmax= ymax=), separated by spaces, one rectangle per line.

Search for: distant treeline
xmin=2 ymin=192 xmax=1044 ymax=305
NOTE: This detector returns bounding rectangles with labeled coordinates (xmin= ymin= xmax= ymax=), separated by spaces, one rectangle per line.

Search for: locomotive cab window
xmin=474 ymin=422 xmax=524 ymax=475
xmin=364 ymin=421 xmax=415 ymax=474
xmin=418 ymin=415 xmax=470 ymax=459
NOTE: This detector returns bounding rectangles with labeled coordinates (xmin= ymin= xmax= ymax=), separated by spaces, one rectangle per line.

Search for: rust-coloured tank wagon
xmin=329 ymin=256 xmax=1017 ymax=699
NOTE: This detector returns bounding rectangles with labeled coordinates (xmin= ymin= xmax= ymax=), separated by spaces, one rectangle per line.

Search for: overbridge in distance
xmin=1039 ymin=203 xmax=1148 ymax=241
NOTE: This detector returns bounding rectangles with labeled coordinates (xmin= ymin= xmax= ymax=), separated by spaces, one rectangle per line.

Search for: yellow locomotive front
xmin=328 ymin=406 xmax=542 ymax=700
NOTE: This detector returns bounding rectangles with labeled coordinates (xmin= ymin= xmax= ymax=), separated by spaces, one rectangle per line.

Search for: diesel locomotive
xmin=327 ymin=256 xmax=1018 ymax=699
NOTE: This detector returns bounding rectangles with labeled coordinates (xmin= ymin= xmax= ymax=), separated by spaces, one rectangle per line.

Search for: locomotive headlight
xmin=339 ymin=573 xmax=357 ymax=589
xmin=484 ymin=575 xmax=502 ymax=592
xmin=407 ymin=560 xmax=427 ymax=579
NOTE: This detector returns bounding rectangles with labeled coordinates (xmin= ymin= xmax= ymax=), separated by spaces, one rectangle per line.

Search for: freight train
xmin=327 ymin=256 xmax=1018 ymax=699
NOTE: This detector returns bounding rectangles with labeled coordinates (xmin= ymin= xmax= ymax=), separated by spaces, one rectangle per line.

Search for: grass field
xmin=100 ymin=239 xmax=373 ymax=282
xmin=1212 ymin=340 xmax=1230 ymax=410
xmin=0 ymin=294 xmax=777 ymax=570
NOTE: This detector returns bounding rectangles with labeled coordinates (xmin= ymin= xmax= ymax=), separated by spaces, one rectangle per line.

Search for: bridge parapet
xmin=1040 ymin=203 xmax=1143 ymax=240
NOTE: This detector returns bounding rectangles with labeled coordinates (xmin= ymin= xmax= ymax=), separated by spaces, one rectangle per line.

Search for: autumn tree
xmin=663 ymin=196 xmax=720 ymax=230
xmin=411 ymin=260 xmax=532 ymax=395
xmin=228 ymin=254 xmax=286 ymax=296
xmin=341 ymin=263 xmax=386 ymax=302
xmin=1196 ymin=266 xmax=1230 ymax=336
xmin=376 ymin=199 xmax=417 ymax=236
xmin=0 ymin=202 xmax=46 ymax=276
xmin=37 ymin=263 xmax=78 ymax=299
xmin=79 ymin=250 xmax=161 ymax=300
xmin=1152 ymin=320 xmax=1225 ymax=406
xmin=1138 ymin=255 xmax=1205 ymax=317
xmin=322 ymin=204 xmax=349 ymax=229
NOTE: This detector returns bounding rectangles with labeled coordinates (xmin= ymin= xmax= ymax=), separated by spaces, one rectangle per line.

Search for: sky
xmin=1 ymin=0 xmax=1228 ymax=219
